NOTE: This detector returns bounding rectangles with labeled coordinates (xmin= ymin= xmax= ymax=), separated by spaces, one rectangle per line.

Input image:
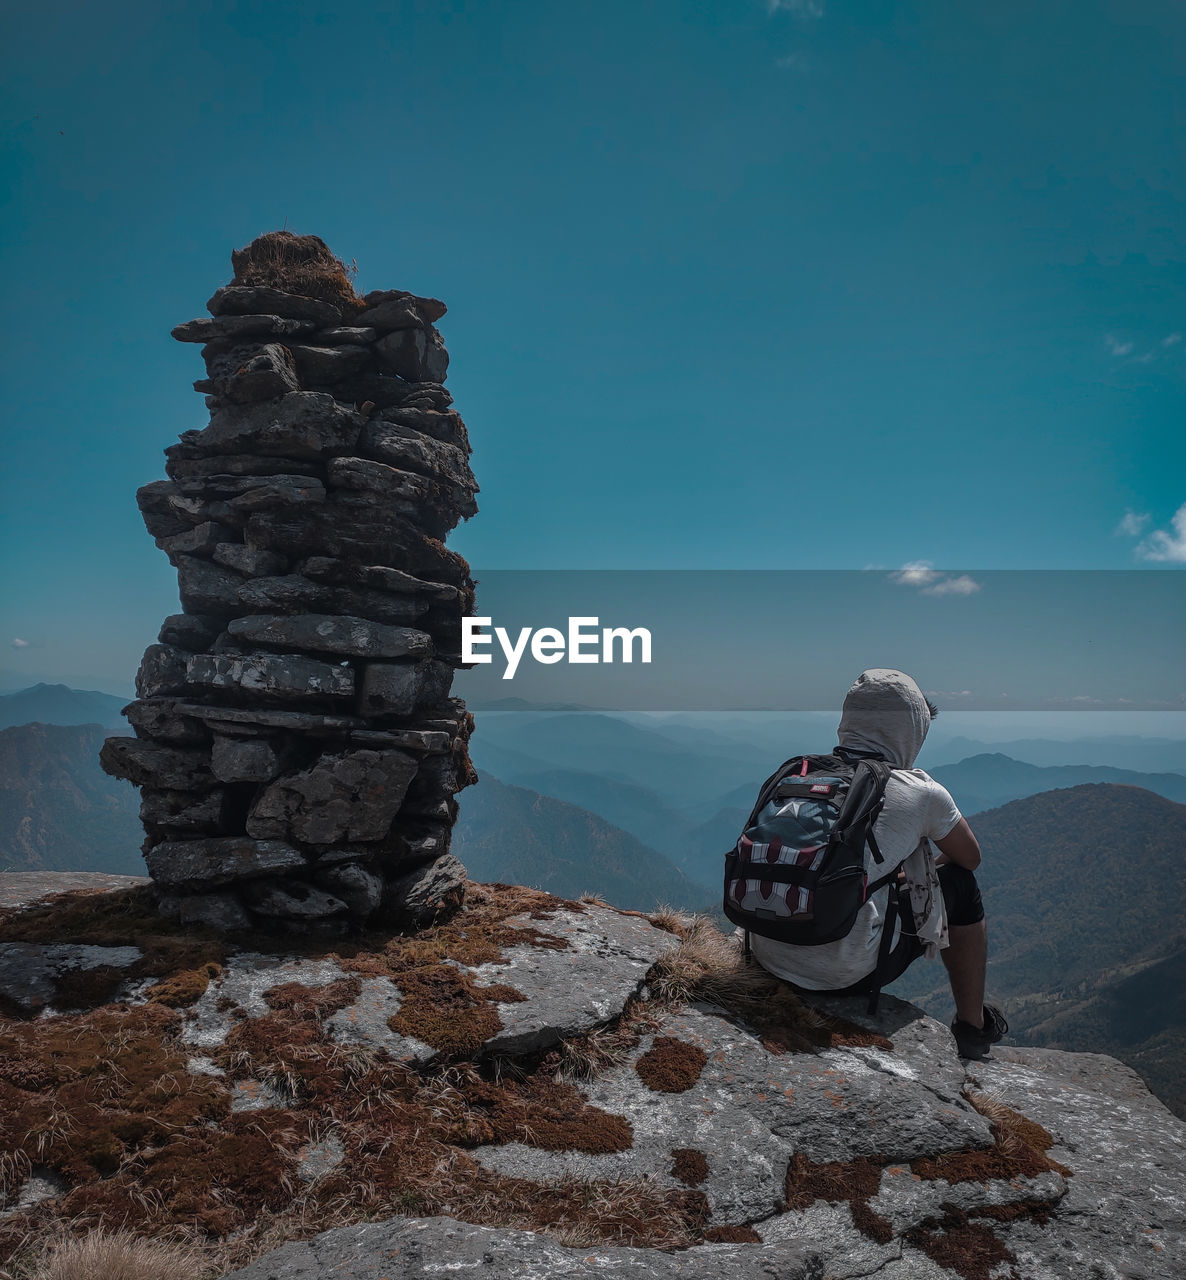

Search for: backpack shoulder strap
xmin=833 ymin=758 xmax=894 ymax=866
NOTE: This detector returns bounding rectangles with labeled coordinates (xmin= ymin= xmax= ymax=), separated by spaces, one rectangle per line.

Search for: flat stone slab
xmin=0 ymin=871 xmax=150 ymax=911
xmin=219 ymin=1214 xmax=822 ymax=1280
xmin=473 ymin=1002 xmax=1000 ymax=1226
xmin=323 ymin=903 xmax=679 ymax=1065
xmin=0 ymin=942 xmax=143 ymax=1013
xmin=468 ymin=904 xmax=678 ymax=1055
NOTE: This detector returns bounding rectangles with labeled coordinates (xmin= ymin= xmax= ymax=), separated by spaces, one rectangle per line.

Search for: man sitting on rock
xmin=748 ymin=668 xmax=1008 ymax=1060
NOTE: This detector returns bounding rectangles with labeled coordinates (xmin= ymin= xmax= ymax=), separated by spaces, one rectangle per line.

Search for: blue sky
xmin=1 ymin=0 xmax=1183 ymax=692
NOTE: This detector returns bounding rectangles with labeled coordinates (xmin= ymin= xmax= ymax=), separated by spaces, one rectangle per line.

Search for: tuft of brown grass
xmin=909 ymin=1092 xmax=1072 ymax=1184
xmin=647 ymin=905 xmax=696 ymax=937
xmin=229 ymin=231 xmax=360 ymax=309
xmin=552 ymin=1000 xmax=663 ymax=1083
xmin=647 ymin=917 xmax=891 ymax=1053
xmin=16 ymin=1228 xmax=207 ymax=1280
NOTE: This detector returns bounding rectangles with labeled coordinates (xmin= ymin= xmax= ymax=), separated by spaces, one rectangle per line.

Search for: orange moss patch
xmin=263 ymin=977 xmax=362 ymax=1020
xmin=145 ymin=961 xmax=222 ymax=1008
xmin=0 ymin=1003 xmax=228 ymax=1193
xmin=387 ymin=965 xmax=524 ymax=1057
xmin=704 ymin=1225 xmax=762 ymax=1243
xmin=462 ymin=1076 xmax=633 ymax=1153
xmin=671 ymin=1147 xmax=709 ymax=1186
xmin=784 ymin=1153 xmax=893 ymax=1242
xmin=905 ymin=1208 xmax=1019 ymax=1280
xmin=635 ymin=1037 xmax=708 ymax=1093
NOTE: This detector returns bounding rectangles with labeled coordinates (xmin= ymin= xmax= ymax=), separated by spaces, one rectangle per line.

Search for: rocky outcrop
xmin=2 ymin=876 xmax=1182 ymax=1279
xmin=100 ymin=232 xmax=478 ymax=932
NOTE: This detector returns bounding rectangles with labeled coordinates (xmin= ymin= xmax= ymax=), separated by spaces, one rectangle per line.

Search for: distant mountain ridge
xmin=931 ymin=751 xmax=1186 ymax=815
xmin=0 ymin=722 xmax=143 ymax=875
xmin=0 ymin=683 xmax=127 ymax=732
xmin=893 ymin=783 xmax=1186 ymax=1117
xmin=455 ymin=771 xmax=715 ymax=913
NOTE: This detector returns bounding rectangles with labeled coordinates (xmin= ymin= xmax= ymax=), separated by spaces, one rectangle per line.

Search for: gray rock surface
xmin=211 ymin=732 xmax=288 ymax=783
xmin=468 ymin=904 xmax=678 ymax=1055
xmin=240 ymin=878 xmax=349 ymax=920
xmin=220 ymin=1216 xmax=821 ymax=1280
xmin=180 ymin=953 xmax=349 ymax=1048
xmin=473 ymin=1000 xmax=996 ymax=1225
xmin=325 ymin=976 xmax=434 ymax=1063
xmin=247 ymin=749 xmax=418 ymax=843
xmin=144 ymin=836 xmax=306 ymax=888
xmin=969 ymin=1048 xmax=1186 ymax=1279
xmin=0 ymin=870 xmax=149 ymax=910
xmin=186 ymin=651 xmax=355 ymax=701
xmin=227 ymin=613 xmax=432 ymax=659
xmin=0 ymin=942 xmax=142 ymax=1013
xmin=171 ymin=314 xmax=314 ymax=343
xmin=380 ymin=851 xmax=467 ymax=928
xmin=208 ymin=285 xmax=343 ymax=325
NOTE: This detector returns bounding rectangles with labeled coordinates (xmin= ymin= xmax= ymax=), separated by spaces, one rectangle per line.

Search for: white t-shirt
xmin=749 ymin=769 xmax=962 ymax=990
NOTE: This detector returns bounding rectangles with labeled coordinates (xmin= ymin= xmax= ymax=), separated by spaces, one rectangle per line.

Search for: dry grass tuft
xmin=908 ymin=1091 xmax=1072 ymax=1184
xmin=552 ymin=1000 xmax=663 ymax=1083
xmin=647 ymin=905 xmax=697 ymax=937
xmin=229 ymin=231 xmax=360 ymax=309
xmin=647 ymin=917 xmax=889 ymax=1053
xmin=17 ymin=1228 xmax=207 ymax=1280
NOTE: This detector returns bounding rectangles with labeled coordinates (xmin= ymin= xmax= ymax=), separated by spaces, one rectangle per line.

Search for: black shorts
xmin=810 ymin=864 xmax=984 ymax=998
xmin=937 ymin=862 xmax=985 ymax=927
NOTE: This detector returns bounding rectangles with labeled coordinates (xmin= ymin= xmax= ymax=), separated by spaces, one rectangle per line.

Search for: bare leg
xmin=941 ymin=920 xmax=987 ymax=1027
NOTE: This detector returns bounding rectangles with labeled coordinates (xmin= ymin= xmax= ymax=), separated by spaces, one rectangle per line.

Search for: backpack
xmin=723 ymin=750 xmax=911 ymax=1013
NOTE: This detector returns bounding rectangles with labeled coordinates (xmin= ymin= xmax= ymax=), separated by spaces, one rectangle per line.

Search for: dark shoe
xmin=950 ymin=1004 xmax=1009 ymax=1060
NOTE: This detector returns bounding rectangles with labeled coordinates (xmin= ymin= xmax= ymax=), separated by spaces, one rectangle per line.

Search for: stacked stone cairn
xmin=101 ymin=233 xmax=479 ymax=933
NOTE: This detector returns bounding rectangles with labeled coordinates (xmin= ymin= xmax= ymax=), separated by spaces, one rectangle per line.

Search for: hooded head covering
xmin=836 ymin=668 xmax=932 ymax=769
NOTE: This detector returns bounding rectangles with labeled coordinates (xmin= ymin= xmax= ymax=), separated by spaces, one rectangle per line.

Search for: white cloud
xmin=1163 ymin=332 xmax=1182 ymax=347
xmin=1116 ymin=510 xmax=1151 ymax=537
xmin=1105 ymin=334 xmax=1134 ymax=357
xmin=10 ymin=638 xmax=30 ymax=649
xmin=889 ymin=562 xmax=982 ymax=596
xmin=1137 ymin=502 xmax=1186 ymax=563
xmin=889 ymin=561 xmax=939 ymax=587
xmin=921 ymin=574 xmax=981 ymax=597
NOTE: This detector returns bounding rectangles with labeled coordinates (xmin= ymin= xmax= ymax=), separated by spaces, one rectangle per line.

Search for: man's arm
xmin=933 ymin=818 xmax=982 ymax=871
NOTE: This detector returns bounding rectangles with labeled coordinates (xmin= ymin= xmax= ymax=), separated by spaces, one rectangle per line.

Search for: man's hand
xmin=933 ymin=817 xmax=982 ymax=871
